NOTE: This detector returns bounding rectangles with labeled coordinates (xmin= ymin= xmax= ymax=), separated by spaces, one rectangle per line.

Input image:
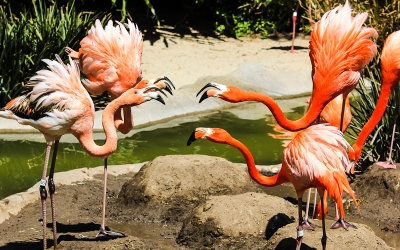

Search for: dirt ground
xmin=0 ymin=157 xmax=398 ymax=249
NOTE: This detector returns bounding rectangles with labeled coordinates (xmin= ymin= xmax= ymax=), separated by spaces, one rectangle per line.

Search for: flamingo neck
xmin=352 ymin=82 xmax=394 ymax=152
xmin=242 ymin=92 xmax=324 ymax=131
xmin=76 ymin=95 xmax=140 ymax=158
xmin=227 ymin=137 xmax=287 ymax=187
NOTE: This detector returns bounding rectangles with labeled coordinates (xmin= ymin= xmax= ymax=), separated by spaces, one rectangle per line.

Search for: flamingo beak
xmin=199 ymin=91 xmax=210 ymax=103
xmin=187 ymin=131 xmax=197 ymax=146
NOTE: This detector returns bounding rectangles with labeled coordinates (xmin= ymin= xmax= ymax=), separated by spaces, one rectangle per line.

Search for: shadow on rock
xmin=265 ymin=213 xmax=295 ymax=240
xmin=275 ymin=238 xmax=317 ymax=250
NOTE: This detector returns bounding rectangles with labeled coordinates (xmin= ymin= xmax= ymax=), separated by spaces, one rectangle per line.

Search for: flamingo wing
xmin=309 ymin=1 xmax=377 ymax=99
xmin=78 ymin=19 xmax=143 ymax=97
xmin=0 ymin=56 xmax=94 ymax=137
xmin=381 ymin=31 xmax=400 ymax=83
xmin=282 ymin=124 xmax=359 ymax=217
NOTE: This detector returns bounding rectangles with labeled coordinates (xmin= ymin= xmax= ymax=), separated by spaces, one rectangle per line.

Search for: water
xmin=0 ymin=105 xmax=307 ymax=199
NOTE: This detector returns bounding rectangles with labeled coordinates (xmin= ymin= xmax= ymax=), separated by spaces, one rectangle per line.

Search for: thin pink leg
xmin=290 ymin=2 xmax=300 ymax=54
xmin=311 ymin=188 xmax=317 ymax=219
xmin=335 ymin=202 xmax=339 ymax=220
xmin=96 ymin=158 xmax=124 ymax=239
xmin=48 ymin=140 xmax=59 ymax=249
xmin=377 ymin=86 xmax=398 ymax=169
xmin=302 ymin=189 xmax=319 ymax=230
xmin=40 ymin=142 xmax=53 ymax=249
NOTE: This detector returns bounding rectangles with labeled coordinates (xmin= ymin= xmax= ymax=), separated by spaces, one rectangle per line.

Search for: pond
xmin=0 ymin=104 xmax=308 ymax=199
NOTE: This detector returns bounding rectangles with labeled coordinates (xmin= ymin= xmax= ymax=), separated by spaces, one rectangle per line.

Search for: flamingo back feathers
xmin=78 ymin=19 xmax=143 ymax=97
xmin=309 ymin=1 xmax=377 ymax=99
xmin=282 ymin=124 xmax=359 ymax=217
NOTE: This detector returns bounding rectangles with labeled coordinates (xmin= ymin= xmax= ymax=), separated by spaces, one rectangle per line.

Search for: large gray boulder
xmin=118 ymin=155 xmax=258 ymax=222
xmin=177 ymin=192 xmax=297 ymax=248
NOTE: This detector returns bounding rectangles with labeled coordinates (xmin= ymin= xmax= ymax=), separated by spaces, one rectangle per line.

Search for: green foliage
xmin=348 ymin=60 xmax=400 ymax=170
xmin=0 ymin=0 xmax=106 ymax=107
xmin=212 ymin=0 xmax=300 ymax=38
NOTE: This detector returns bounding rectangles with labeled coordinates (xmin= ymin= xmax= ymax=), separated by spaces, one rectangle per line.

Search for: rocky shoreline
xmin=0 ymin=155 xmax=395 ymax=249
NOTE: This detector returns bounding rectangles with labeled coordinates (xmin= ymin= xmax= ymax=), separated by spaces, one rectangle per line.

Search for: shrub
xmin=0 ymin=0 xmax=106 ymax=107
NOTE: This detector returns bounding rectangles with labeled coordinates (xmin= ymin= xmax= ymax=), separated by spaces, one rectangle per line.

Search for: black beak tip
xmin=187 ymin=131 xmax=196 ymax=146
xmin=199 ymin=91 xmax=209 ymax=103
xmin=156 ymin=96 xmax=166 ymax=105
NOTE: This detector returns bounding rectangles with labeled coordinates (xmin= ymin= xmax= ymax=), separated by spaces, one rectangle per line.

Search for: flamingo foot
xmin=290 ymin=49 xmax=299 ymax=54
xmin=376 ymin=160 xmax=397 ymax=169
xmin=301 ymin=219 xmax=319 ymax=230
xmin=330 ymin=218 xmax=357 ymax=230
xmin=96 ymin=229 xmax=125 ymax=240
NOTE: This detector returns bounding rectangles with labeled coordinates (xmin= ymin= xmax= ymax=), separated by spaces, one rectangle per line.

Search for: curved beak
xmin=187 ymin=131 xmax=197 ymax=146
xmin=196 ymin=82 xmax=220 ymax=97
xmin=199 ymin=91 xmax=210 ymax=103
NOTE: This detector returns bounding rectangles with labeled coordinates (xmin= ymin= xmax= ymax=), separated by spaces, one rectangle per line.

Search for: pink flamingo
xmin=187 ymin=124 xmax=359 ymax=250
xmin=349 ymin=30 xmax=400 ymax=169
xmin=197 ymin=1 xmax=377 ymax=132
xmin=0 ymin=56 xmax=165 ymax=249
xmin=66 ymin=19 xmax=175 ymax=238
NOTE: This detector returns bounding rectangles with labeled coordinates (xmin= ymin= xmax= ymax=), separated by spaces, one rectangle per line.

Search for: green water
xmin=0 ymin=107 xmax=306 ymax=199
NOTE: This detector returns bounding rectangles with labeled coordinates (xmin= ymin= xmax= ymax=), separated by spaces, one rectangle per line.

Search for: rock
xmin=266 ymin=221 xmax=392 ymax=250
xmin=118 ymin=155 xmax=257 ymax=222
xmin=352 ymin=164 xmax=400 ymax=232
xmin=177 ymin=192 xmax=297 ymax=248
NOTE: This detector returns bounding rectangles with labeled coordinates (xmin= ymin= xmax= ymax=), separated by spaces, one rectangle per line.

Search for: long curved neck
xmin=353 ymin=82 xmax=393 ymax=150
xmin=76 ymin=97 xmax=137 ymax=159
xmin=243 ymin=92 xmax=324 ymax=131
xmin=227 ymin=137 xmax=287 ymax=187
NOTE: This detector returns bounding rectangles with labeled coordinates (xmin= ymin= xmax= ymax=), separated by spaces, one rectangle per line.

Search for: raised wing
xmin=78 ymin=19 xmax=143 ymax=97
xmin=309 ymin=1 xmax=377 ymax=98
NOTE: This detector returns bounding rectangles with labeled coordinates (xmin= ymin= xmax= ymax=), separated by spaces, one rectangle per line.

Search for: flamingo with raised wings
xmin=0 ymin=56 xmax=166 ymax=249
xmin=65 ymin=19 xmax=175 ymax=238
xmin=349 ymin=30 xmax=400 ymax=169
xmin=187 ymin=124 xmax=359 ymax=250
xmin=196 ymin=1 xmax=377 ymax=132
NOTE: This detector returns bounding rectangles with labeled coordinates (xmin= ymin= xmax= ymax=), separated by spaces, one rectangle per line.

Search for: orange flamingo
xmin=197 ymin=1 xmax=377 ymax=132
xmin=349 ymin=30 xmax=400 ymax=169
xmin=66 ymin=19 xmax=175 ymax=238
xmin=0 ymin=56 xmax=165 ymax=249
xmin=187 ymin=124 xmax=359 ymax=250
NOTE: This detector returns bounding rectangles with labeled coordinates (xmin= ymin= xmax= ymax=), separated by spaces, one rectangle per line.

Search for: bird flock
xmin=1 ymin=1 xmax=399 ymax=249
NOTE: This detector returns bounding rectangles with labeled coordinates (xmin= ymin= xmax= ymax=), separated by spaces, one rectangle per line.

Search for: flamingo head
xmin=121 ymin=85 xmax=166 ymax=106
xmin=347 ymin=145 xmax=360 ymax=174
xmin=187 ymin=127 xmax=231 ymax=146
xmin=196 ymin=83 xmax=247 ymax=103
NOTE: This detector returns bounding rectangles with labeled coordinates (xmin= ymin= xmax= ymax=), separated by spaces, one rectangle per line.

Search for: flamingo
xmin=65 ymin=19 xmax=175 ymax=239
xmin=0 ymin=56 xmax=166 ymax=249
xmin=65 ymin=19 xmax=175 ymax=134
xmin=303 ymin=94 xmax=353 ymax=229
xmin=290 ymin=1 xmax=300 ymax=54
xmin=349 ymin=30 xmax=400 ymax=169
xmin=187 ymin=124 xmax=359 ymax=250
xmin=196 ymin=1 xmax=377 ymax=132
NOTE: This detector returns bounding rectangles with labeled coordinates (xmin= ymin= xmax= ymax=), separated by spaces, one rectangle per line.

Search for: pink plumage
xmin=74 ymin=19 xmax=143 ymax=98
xmin=309 ymin=0 xmax=378 ymax=100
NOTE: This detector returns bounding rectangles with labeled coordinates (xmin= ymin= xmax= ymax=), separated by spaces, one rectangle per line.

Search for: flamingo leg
xmin=311 ymin=188 xmax=318 ymax=219
xmin=335 ymin=202 xmax=339 ymax=220
xmin=40 ymin=142 xmax=53 ymax=249
xmin=302 ymin=189 xmax=319 ymax=230
xmin=291 ymin=2 xmax=300 ymax=54
xmin=96 ymin=158 xmax=125 ymax=239
xmin=48 ymin=140 xmax=59 ymax=249
xmin=320 ymin=191 xmax=327 ymax=250
xmin=296 ymin=197 xmax=304 ymax=250
xmin=377 ymin=85 xmax=398 ymax=169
